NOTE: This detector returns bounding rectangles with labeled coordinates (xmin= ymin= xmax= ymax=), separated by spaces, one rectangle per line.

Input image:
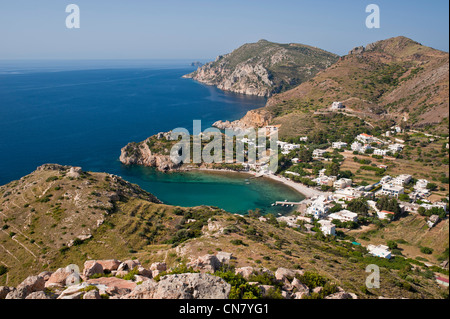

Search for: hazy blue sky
xmin=0 ymin=0 xmax=448 ymax=60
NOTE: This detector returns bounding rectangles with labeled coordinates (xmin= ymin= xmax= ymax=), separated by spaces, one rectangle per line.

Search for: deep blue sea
xmin=0 ymin=60 xmax=303 ymax=214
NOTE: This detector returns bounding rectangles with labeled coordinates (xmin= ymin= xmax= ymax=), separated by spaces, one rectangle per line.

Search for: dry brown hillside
xmin=265 ymin=36 xmax=449 ymax=135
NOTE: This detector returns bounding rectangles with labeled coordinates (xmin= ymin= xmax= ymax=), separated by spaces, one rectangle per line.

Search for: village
xmin=238 ymin=102 xmax=449 ymax=277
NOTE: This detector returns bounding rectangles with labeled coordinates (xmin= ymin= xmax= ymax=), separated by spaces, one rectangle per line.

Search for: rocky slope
xmin=119 ymin=132 xmax=181 ymax=171
xmin=184 ymin=39 xmax=339 ymax=97
xmin=0 ymin=165 xmax=447 ymax=299
xmin=262 ymin=36 xmax=449 ymax=135
xmin=0 ymin=255 xmax=359 ymax=300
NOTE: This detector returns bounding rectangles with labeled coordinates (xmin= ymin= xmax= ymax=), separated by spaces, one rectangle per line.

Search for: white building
xmin=381 ymin=184 xmax=405 ymax=198
xmin=334 ymin=178 xmax=352 ymax=189
xmin=351 ymin=142 xmax=362 ymax=152
xmin=277 ymin=141 xmax=300 ymax=155
xmin=328 ymin=210 xmax=358 ymax=223
xmin=331 ymin=102 xmax=345 ymax=110
xmin=306 ymin=196 xmax=330 ymax=220
xmin=377 ymin=210 xmax=395 ymax=220
xmin=392 ymin=174 xmax=412 ymax=186
xmin=414 ymin=179 xmax=429 ymax=191
xmin=333 ymin=187 xmax=364 ymax=201
xmin=374 ymin=149 xmax=388 ymax=156
xmin=332 ymin=141 xmax=348 ymax=150
xmin=368 ymin=245 xmax=392 ymax=259
xmin=313 ymin=149 xmax=328 ymax=158
xmin=299 ymin=136 xmax=308 ymax=142
xmin=380 ymin=176 xmax=392 ymax=185
xmin=356 ymin=133 xmax=375 ymax=144
xmin=388 ymin=144 xmax=404 ymax=153
xmin=361 ymin=144 xmax=372 ymax=154
xmin=319 ymin=220 xmax=336 ymax=236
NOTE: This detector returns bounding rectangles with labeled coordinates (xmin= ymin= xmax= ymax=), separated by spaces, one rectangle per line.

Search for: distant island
xmin=190 ymin=61 xmax=203 ymax=67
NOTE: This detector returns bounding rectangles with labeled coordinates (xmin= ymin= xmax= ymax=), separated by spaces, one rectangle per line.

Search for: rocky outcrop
xmin=123 ymin=273 xmax=231 ymax=299
xmin=1 ymin=257 xmax=360 ymax=300
xmin=184 ymin=40 xmax=338 ymax=97
xmin=5 ymin=275 xmax=45 ymax=299
xmin=213 ymin=109 xmax=273 ymax=132
xmin=119 ymin=137 xmax=181 ymax=172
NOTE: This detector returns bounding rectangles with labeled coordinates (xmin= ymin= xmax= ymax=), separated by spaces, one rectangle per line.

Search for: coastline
xmin=186 ymin=167 xmax=327 ymax=199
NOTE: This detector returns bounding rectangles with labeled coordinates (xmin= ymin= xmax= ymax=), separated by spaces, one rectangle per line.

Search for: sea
xmin=0 ymin=60 xmax=304 ymax=214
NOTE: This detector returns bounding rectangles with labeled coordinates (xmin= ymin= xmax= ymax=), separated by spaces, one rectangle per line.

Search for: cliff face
xmin=119 ymin=136 xmax=180 ymax=172
xmin=213 ymin=109 xmax=273 ymax=131
xmin=184 ymin=40 xmax=339 ymax=97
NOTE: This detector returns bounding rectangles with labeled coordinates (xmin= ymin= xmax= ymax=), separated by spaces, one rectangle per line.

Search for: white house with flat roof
xmin=331 ymin=102 xmax=345 ymax=110
xmin=328 ymin=210 xmax=358 ymax=223
xmin=319 ymin=220 xmax=336 ymax=236
xmin=374 ymin=149 xmax=389 ymax=156
xmin=306 ymin=196 xmax=330 ymax=220
xmin=368 ymin=245 xmax=392 ymax=259
xmin=388 ymin=144 xmax=404 ymax=153
xmin=334 ymin=178 xmax=352 ymax=189
xmin=332 ymin=141 xmax=348 ymax=150
xmin=392 ymin=174 xmax=412 ymax=186
xmin=381 ymin=184 xmax=405 ymax=198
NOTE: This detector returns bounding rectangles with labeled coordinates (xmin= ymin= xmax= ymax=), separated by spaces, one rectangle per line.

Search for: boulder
xmin=281 ymin=290 xmax=293 ymax=299
xmin=117 ymin=260 xmax=140 ymax=272
xmin=123 ymin=273 xmax=231 ymax=299
xmin=83 ymin=290 xmax=101 ymax=299
xmin=275 ymin=268 xmax=297 ymax=282
xmin=38 ymin=271 xmax=53 ymax=281
xmin=216 ymin=252 xmax=233 ymax=264
xmin=134 ymin=275 xmax=151 ymax=283
xmin=235 ymin=267 xmax=255 ymax=279
xmin=25 ymin=291 xmax=53 ymax=300
xmin=5 ymin=288 xmax=28 ymax=299
xmin=0 ymin=286 xmax=12 ymax=299
xmin=96 ymin=260 xmax=121 ymax=272
xmin=187 ymin=255 xmax=221 ymax=273
xmin=150 ymin=262 xmax=167 ymax=278
xmin=325 ymin=292 xmax=354 ymax=299
xmin=7 ymin=275 xmax=45 ymax=299
xmin=291 ymin=278 xmax=310 ymax=295
xmin=293 ymin=292 xmax=309 ymax=299
xmin=87 ymin=277 xmax=136 ymax=296
xmin=137 ymin=266 xmax=152 ymax=278
xmin=83 ymin=261 xmax=104 ymax=278
xmin=46 ymin=267 xmax=79 ymax=288
xmin=313 ymin=286 xmax=323 ymax=294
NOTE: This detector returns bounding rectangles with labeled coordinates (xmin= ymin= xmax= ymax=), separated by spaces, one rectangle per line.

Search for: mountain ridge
xmin=184 ymin=39 xmax=340 ymax=97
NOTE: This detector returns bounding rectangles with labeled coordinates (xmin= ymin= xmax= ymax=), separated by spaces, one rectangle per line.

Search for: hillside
xmin=261 ymin=36 xmax=449 ymax=135
xmin=183 ymin=39 xmax=339 ymax=97
xmin=0 ymin=165 xmax=447 ymax=299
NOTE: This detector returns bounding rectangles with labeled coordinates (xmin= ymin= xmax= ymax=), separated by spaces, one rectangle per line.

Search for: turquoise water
xmin=0 ymin=60 xmax=304 ymax=214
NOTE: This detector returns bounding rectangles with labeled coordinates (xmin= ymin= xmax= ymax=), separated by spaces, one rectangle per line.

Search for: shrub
xmin=0 ymin=265 xmax=8 ymax=276
xmin=420 ymin=247 xmax=434 ymax=255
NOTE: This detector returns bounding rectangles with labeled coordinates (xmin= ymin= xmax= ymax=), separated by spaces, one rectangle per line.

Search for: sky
xmin=0 ymin=0 xmax=448 ymax=60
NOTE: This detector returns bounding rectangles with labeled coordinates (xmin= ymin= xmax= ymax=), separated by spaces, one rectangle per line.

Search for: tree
xmin=298 ymin=147 xmax=313 ymax=163
xmin=387 ymin=240 xmax=398 ymax=250
xmin=347 ymin=198 xmax=369 ymax=215
xmin=376 ymin=196 xmax=401 ymax=219
xmin=325 ymin=162 xmax=340 ymax=177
